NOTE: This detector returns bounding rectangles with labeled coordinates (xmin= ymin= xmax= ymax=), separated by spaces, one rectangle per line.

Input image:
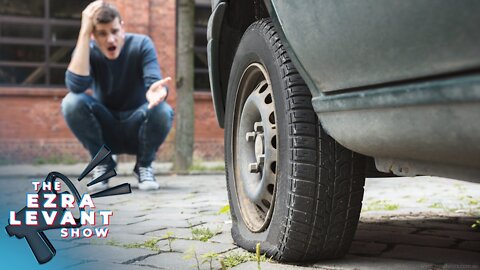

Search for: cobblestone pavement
xmin=1 ymin=169 xmax=479 ymax=269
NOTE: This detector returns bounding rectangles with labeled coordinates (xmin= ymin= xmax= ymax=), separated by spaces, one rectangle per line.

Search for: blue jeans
xmin=62 ymin=93 xmax=174 ymax=167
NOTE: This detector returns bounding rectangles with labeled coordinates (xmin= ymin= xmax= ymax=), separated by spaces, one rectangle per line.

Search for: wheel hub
xmin=246 ymin=122 xmax=266 ymax=173
xmin=234 ymin=63 xmax=278 ymax=232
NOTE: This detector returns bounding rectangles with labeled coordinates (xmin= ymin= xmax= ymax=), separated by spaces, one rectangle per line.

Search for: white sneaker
xmin=134 ymin=165 xmax=159 ymax=190
xmin=88 ymin=164 xmax=109 ymax=192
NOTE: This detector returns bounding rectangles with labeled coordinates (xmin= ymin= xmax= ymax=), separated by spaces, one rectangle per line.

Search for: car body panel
xmin=207 ymin=1 xmax=227 ymax=127
xmin=317 ymin=73 xmax=480 ymax=181
xmin=268 ymin=0 xmax=480 ymax=94
xmin=207 ymin=0 xmax=480 ymax=181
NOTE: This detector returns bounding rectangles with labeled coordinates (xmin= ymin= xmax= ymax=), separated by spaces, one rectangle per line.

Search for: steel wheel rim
xmin=234 ymin=63 xmax=278 ymax=232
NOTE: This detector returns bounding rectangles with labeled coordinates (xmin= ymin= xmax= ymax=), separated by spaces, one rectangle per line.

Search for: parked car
xmin=207 ymin=0 xmax=480 ymax=262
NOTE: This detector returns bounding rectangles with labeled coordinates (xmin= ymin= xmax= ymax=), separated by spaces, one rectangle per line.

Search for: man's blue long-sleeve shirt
xmin=65 ymin=33 xmax=164 ymax=111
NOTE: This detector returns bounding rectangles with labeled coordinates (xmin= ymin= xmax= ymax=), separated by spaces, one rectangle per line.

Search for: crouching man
xmin=63 ymin=1 xmax=173 ymax=190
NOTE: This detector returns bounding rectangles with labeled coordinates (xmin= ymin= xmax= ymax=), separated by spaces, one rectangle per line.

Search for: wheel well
xmin=217 ymin=0 xmax=269 ymax=115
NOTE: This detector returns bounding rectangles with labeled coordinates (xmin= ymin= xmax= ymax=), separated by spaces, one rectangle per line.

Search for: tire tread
xmin=248 ymin=19 xmax=366 ymax=262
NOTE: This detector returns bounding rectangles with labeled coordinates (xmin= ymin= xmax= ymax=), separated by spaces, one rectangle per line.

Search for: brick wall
xmin=0 ymin=0 xmax=224 ymax=164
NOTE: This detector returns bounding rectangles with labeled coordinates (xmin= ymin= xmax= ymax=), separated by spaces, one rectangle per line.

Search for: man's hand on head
xmin=68 ymin=0 xmax=103 ymax=76
xmin=146 ymin=77 xmax=172 ymax=109
xmin=81 ymin=0 xmax=104 ymax=36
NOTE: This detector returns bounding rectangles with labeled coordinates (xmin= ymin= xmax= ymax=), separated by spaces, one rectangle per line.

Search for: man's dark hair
xmin=95 ymin=2 xmax=122 ymax=24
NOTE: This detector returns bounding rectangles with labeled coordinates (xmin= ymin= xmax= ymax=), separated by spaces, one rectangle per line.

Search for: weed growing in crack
xmin=220 ymin=249 xmax=270 ymax=269
xmin=162 ymin=231 xmax=176 ymax=252
xmin=191 ymin=226 xmax=221 ymax=242
xmin=184 ymin=191 xmax=199 ymax=200
xmin=183 ymin=243 xmax=271 ymax=270
xmin=219 ymin=257 xmax=227 ymax=270
xmin=466 ymin=196 xmax=479 ymax=206
xmin=183 ymin=246 xmax=201 ymax=270
xmin=106 ymin=238 xmax=161 ymax=252
xmin=472 ymin=220 xmax=480 ymax=230
xmin=256 ymin=243 xmax=261 ymax=270
xmin=105 ymin=239 xmax=120 ymax=246
xmin=428 ymin=202 xmax=444 ymax=209
xmin=363 ymin=200 xmax=400 ymax=211
xmin=218 ymin=204 xmax=230 ymax=215
xmin=201 ymin=251 xmax=219 ymax=270
xmin=416 ymin=197 xmax=427 ymax=203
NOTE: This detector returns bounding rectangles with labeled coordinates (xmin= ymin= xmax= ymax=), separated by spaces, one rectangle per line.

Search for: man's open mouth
xmin=107 ymin=46 xmax=117 ymax=52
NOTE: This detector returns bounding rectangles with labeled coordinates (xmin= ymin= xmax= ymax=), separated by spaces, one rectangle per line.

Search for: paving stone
xmin=109 ymin=216 xmax=149 ymax=226
xmin=381 ymin=245 xmax=480 ymax=264
xmin=314 ymin=254 xmax=433 ymax=270
xmin=232 ymin=261 xmax=318 ymax=270
xmin=356 ymin=222 xmax=417 ymax=234
xmin=145 ymin=227 xmax=195 ymax=239
xmin=154 ymin=238 xmax=236 ymax=254
xmin=209 ymin=231 xmax=235 ymax=244
xmin=90 ymin=233 xmax=161 ymax=246
xmin=107 ymin=219 xmax=201 ymax=236
xmin=348 ymin=241 xmax=388 ymax=256
xmin=141 ymin=211 xmax=196 ymax=222
xmin=132 ymin=252 xmax=189 ymax=269
xmin=66 ymin=262 xmax=150 ymax=270
xmin=46 ymin=237 xmax=88 ymax=251
xmin=353 ymin=229 xmax=454 ymax=248
xmin=118 ymin=219 xmax=195 ymax=235
xmin=92 ymin=196 xmax=134 ymax=206
xmin=361 ymin=218 xmax=479 ymax=232
xmin=154 ymin=201 xmax=215 ymax=209
xmin=62 ymin=244 xmax=157 ymax=264
xmin=186 ymin=214 xmax=231 ymax=224
xmin=30 ymin=256 xmax=86 ymax=270
xmin=184 ymin=196 xmax=228 ymax=204
xmin=459 ymin=241 xmax=480 ymax=252
xmin=190 ymin=222 xmax=229 ymax=236
xmin=116 ymin=210 xmax=158 ymax=219
xmin=438 ymin=264 xmax=480 ymax=270
xmin=455 ymin=217 xmax=480 ymax=225
xmin=191 ymin=207 xmax=227 ymax=216
xmin=46 ymin=231 xmax=96 ymax=246
xmin=418 ymin=229 xmax=480 ymax=241
xmin=2 ymin=173 xmax=480 ymax=269
xmin=145 ymin=206 xmax=200 ymax=216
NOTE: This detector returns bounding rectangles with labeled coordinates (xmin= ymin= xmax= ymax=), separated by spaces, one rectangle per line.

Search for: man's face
xmin=93 ymin=17 xmax=125 ymax=60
